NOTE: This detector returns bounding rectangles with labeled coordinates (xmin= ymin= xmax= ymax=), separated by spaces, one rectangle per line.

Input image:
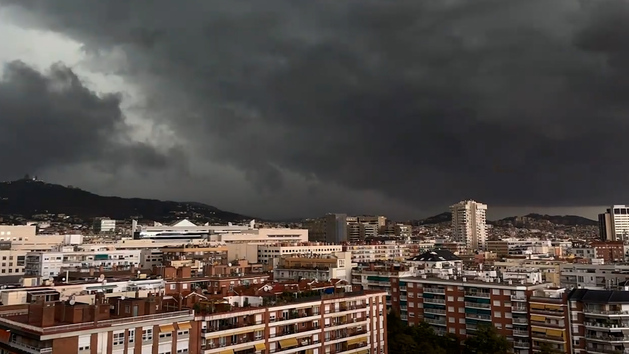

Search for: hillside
xmin=495 ymin=213 xmax=597 ymax=227
xmin=419 ymin=211 xmax=596 ymax=227
xmin=0 ymin=179 xmax=249 ymax=223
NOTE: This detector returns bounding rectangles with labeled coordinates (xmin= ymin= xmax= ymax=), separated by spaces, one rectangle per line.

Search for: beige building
xmin=450 ymin=200 xmax=487 ymax=250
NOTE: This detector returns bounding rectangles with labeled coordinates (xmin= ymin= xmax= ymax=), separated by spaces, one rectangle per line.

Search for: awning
xmin=531 ymin=315 xmax=546 ymax=322
xmin=356 ymin=350 xmax=369 ymax=354
xmin=255 ymin=343 xmax=266 ymax=351
xmin=547 ymin=329 xmax=564 ymax=338
xmin=159 ymin=324 xmax=175 ymax=333
xmin=545 ymin=305 xmax=562 ymax=311
xmin=530 ymin=304 xmax=545 ymax=310
xmin=279 ymin=338 xmax=299 ymax=348
xmin=220 ymin=350 xmax=234 ymax=354
xmin=531 ymin=327 xmax=547 ymax=334
xmin=347 ymin=336 xmax=367 ymax=345
xmin=305 ymin=350 xmax=314 ymax=354
xmin=177 ymin=322 xmax=192 ymax=331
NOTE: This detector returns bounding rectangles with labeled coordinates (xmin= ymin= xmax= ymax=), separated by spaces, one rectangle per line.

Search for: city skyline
xmin=1 ymin=1 xmax=629 ymax=220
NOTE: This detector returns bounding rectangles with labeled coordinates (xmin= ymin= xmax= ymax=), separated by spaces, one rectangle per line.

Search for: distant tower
xmin=450 ymin=200 xmax=488 ymax=251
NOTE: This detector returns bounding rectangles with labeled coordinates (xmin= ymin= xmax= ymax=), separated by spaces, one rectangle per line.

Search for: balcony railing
xmin=425 ymin=318 xmax=447 ymax=326
xmin=423 ymin=288 xmax=445 ymax=294
xmin=465 ymin=292 xmax=490 ymax=298
xmin=465 ymin=313 xmax=491 ymax=321
xmin=511 ymin=295 xmax=527 ymax=301
xmin=8 ymin=340 xmax=52 ymax=354
xmin=465 ymin=301 xmax=490 ymax=309
xmin=0 ymin=310 xmax=193 ymax=334
xmin=586 ymin=334 xmax=629 ymax=342
xmin=423 ymin=298 xmax=446 ymax=304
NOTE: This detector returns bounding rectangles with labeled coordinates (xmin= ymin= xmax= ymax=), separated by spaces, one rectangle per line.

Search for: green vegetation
xmin=387 ymin=312 xmax=511 ymax=354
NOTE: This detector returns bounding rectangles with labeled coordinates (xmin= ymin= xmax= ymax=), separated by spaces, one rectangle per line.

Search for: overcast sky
xmin=0 ymin=0 xmax=624 ymax=221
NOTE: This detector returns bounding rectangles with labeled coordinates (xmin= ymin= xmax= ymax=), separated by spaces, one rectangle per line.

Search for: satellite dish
xmin=69 ymin=299 xmax=76 ymax=305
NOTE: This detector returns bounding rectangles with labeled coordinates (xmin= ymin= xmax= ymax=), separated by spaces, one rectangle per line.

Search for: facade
xmin=449 ymin=200 xmax=488 ymax=250
xmin=134 ymin=219 xmax=251 ymax=240
xmin=406 ymin=250 xmax=462 ymax=277
xmin=569 ymin=288 xmax=629 ymax=353
xmin=591 ymin=241 xmax=625 ymax=263
xmin=256 ymin=243 xmax=343 ymax=266
xmin=93 ymin=218 xmax=116 ymax=233
xmin=0 ymin=293 xmax=196 ymax=354
xmin=0 ymin=225 xmax=37 ymax=241
xmin=388 ymin=275 xmax=548 ymax=353
xmin=528 ymin=288 xmax=571 ymax=353
xmin=305 ymin=214 xmax=348 ymax=244
xmin=343 ymin=243 xmax=404 ymax=263
xmin=599 ymin=205 xmax=629 ymax=241
xmin=161 ymin=246 xmax=229 ymax=276
xmin=351 ymin=263 xmax=417 ymax=311
xmin=272 ymin=252 xmax=353 ymax=282
xmin=25 ymin=248 xmax=143 ymax=282
xmin=198 ymin=290 xmax=387 ymax=354
xmin=346 ymin=216 xmax=387 ymax=243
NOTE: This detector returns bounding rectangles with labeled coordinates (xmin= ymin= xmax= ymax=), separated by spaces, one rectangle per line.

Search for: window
xmin=447 ymin=296 xmax=454 ymax=301
xmin=142 ymin=329 xmax=153 ymax=341
xmin=170 ymin=284 xmax=176 ymax=290
xmin=79 ymin=346 xmax=90 ymax=352
xmin=177 ymin=330 xmax=188 ymax=336
xmin=113 ymin=332 xmax=125 ymax=346
xmin=448 ymin=317 xmax=455 ymax=323
xmin=494 ymin=312 xmax=502 ymax=318
xmin=493 ymin=300 xmax=500 ymax=306
xmin=458 ymin=307 xmax=464 ymax=313
xmin=128 ymin=330 xmax=135 ymax=343
xmin=448 ymin=306 xmax=454 ymax=312
xmin=492 ymin=289 xmax=500 ymax=295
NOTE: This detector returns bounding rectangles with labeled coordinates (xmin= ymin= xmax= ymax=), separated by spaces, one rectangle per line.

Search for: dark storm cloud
xmin=0 ymin=60 xmax=181 ymax=179
xmin=3 ymin=0 xmax=629 ymax=211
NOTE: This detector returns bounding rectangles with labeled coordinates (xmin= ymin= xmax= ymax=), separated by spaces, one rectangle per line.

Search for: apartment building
xmin=346 ymin=216 xmax=387 ymax=243
xmin=0 ymin=293 xmax=196 ymax=354
xmin=25 ymin=248 xmax=143 ymax=282
xmin=406 ymin=250 xmax=463 ymax=277
xmin=305 ymin=214 xmax=348 ymax=243
xmin=387 ymin=275 xmax=548 ymax=353
xmin=93 ymin=217 xmax=116 ymax=233
xmin=198 ymin=289 xmax=387 ymax=354
xmin=450 ymin=200 xmax=487 ymax=250
xmin=255 ymin=243 xmax=343 ymax=266
xmin=161 ymin=245 xmax=229 ymax=276
xmin=272 ymin=252 xmax=353 ymax=282
xmin=528 ymin=288 xmax=571 ymax=353
xmin=569 ymin=288 xmax=629 ymax=353
xmin=351 ymin=263 xmax=417 ymax=310
xmin=599 ymin=205 xmax=629 ymax=241
xmin=343 ymin=243 xmax=404 ymax=263
xmin=559 ymin=263 xmax=629 ymax=290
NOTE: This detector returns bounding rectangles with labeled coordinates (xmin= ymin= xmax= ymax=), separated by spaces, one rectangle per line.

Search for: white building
xmin=25 ymin=248 xmax=143 ymax=283
xmin=93 ymin=218 xmax=116 ymax=233
xmin=272 ymin=252 xmax=354 ymax=282
xmin=343 ymin=242 xmax=405 ymax=263
xmin=599 ymin=205 xmax=629 ymax=241
xmin=256 ymin=243 xmax=343 ymax=265
xmin=450 ymin=200 xmax=488 ymax=250
xmin=407 ymin=250 xmax=463 ymax=276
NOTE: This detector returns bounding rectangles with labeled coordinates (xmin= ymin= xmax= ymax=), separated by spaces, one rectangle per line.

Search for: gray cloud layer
xmin=0 ymin=61 xmax=181 ymax=178
xmin=1 ymin=0 xmax=629 ymax=218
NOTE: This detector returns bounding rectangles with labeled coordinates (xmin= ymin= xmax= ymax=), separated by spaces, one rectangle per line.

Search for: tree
xmin=539 ymin=342 xmax=562 ymax=354
xmin=463 ymin=325 xmax=510 ymax=354
xmin=389 ymin=333 xmax=420 ymax=354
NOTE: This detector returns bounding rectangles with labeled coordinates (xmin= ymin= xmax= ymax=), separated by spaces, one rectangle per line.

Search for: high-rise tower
xmin=450 ymin=200 xmax=487 ymax=250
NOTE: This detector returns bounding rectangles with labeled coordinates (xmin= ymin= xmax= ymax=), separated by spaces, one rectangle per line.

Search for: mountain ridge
xmin=419 ymin=211 xmax=596 ymax=226
xmin=0 ymin=179 xmax=250 ymax=223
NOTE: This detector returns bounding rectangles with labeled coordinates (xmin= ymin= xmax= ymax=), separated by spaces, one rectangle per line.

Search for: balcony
xmin=423 ymin=298 xmax=446 ymax=305
xmin=584 ymin=309 xmax=629 ymax=316
xmin=586 ymin=321 xmax=629 ymax=330
xmin=586 ymin=334 xmax=629 ymax=342
xmin=513 ymin=329 xmax=528 ymax=336
xmin=465 ymin=301 xmax=490 ymax=309
xmin=465 ymin=291 xmax=490 ymax=298
xmin=511 ymin=295 xmax=527 ymax=302
xmin=7 ymin=340 xmax=52 ymax=354
xmin=423 ymin=287 xmax=445 ymax=294
xmin=512 ymin=318 xmax=528 ymax=325
xmin=512 ymin=305 xmax=527 ymax=313
xmin=425 ymin=318 xmax=447 ymax=326
xmin=513 ymin=341 xmax=530 ymax=349
xmin=465 ymin=313 xmax=491 ymax=321
xmin=423 ymin=307 xmax=447 ymax=315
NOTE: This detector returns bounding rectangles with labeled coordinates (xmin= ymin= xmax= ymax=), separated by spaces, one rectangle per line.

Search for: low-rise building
xmin=273 ymin=252 xmax=353 ymax=282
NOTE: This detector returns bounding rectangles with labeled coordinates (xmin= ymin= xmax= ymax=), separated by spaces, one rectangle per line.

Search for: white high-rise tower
xmin=450 ymin=200 xmax=487 ymax=250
